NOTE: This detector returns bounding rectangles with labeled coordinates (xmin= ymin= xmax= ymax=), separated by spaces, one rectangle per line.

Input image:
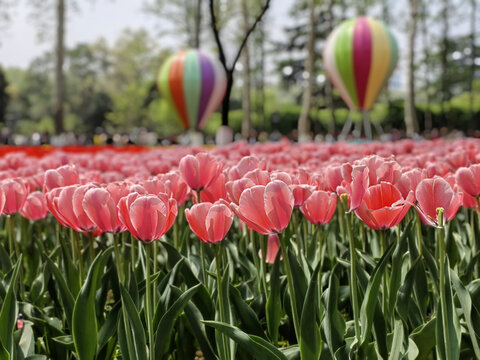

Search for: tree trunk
xmin=221 ymin=70 xmax=234 ymax=126
xmin=209 ymin=0 xmax=270 ymax=129
xmin=404 ymin=0 xmax=419 ymax=137
xmin=440 ymin=0 xmax=450 ymax=126
xmin=298 ymin=0 xmax=316 ymax=142
xmin=53 ymin=0 xmax=65 ymax=134
xmin=194 ymin=0 xmax=202 ymax=48
xmin=381 ymin=0 xmax=391 ymax=105
xmin=241 ymin=0 xmax=251 ymax=139
xmin=469 ymin=0 xmax=476 ymax=128
xmin=325 ymin=0 xmax=335 ymax=136
xmin=420 ymin=1 xmax=432 ymax=131
xmin=255 ymin=21 xmax=266 ymax=129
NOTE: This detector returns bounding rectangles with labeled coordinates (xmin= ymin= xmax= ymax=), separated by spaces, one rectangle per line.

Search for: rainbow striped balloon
xmin=157 ymin=50 xmax=227 ymax=130
xmin=323 ymin=17 xmax=398 ymax=111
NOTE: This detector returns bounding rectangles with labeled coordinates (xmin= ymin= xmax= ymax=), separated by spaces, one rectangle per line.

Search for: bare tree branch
xmin=209 ymin=0 xmax=227 ymax=69
xmin=231 ymin=0 xmax=270 ymax=69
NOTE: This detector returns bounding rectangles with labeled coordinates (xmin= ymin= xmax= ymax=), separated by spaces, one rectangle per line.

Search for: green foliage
xmin=0 ymin=67 xmax=8 ymax=124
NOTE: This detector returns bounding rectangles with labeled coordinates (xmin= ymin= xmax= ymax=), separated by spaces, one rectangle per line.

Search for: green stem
xmin=72 ymin=230 xmax=83 ymax=279
xmin=279 ymin=232 xmax=301 ymax=343
xmin=337 ymin=204 xmax=346 ymax=247
xmin=250 ymin=230 xmax=262 ymax=295
xmin=292 ymin=211 xmax=303 ymax=255
xmin=380 ymin=230 xmax=388 ymax=318
xmin=415 ymin=212 xmax=423 ymax=256
xmin=437 ymin=209 xmax=451 ymax=359
xmin=215 ymin=244 xmax=230 ymax=360
xmin=259 ymin=234 xmax=268 ymax=295
xmin=88 ymin=232 xmax=95 ymax=263
xmin=145 ymin=242 xmax=155 ymax=360
xmin=346 ymin=211 xmax=361 ymax=346
xmin=114 ymin=234 xmax=123 ymax=284
xmin=153 ymin=241 xmax=158 ymax=307
xmin=200 ymin=241 xmax=208 ymax=284
xmin=130 ymin=233 xmax=136 ymax=273
xmin=317 ymin=225 xmax=323 ymax=270
xmin=173 ymin=221 xmax=179 ymax=250
xmin=6 ymin=215 xmax=15 ymax=259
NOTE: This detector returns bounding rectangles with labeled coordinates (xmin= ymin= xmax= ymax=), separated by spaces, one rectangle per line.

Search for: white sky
xmin=0 ymin=0 xmax=470 ymax=92
xmin=0 ymin=0 xmax=293 ymax=69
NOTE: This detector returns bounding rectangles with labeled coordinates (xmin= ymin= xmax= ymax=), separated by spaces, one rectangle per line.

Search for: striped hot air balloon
xmin=157 ymin=50 xmax=227 ymax=130
xmin=323 ymin=17 xmax=398 ymax=111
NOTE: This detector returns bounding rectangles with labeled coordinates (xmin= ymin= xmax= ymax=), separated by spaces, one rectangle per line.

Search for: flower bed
xmin=0 ymin=138 xmax=479 ymax=359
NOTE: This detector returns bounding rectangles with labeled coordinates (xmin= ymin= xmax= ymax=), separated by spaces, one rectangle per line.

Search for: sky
xmin=0 ymin=0 xmax=293 ymax=69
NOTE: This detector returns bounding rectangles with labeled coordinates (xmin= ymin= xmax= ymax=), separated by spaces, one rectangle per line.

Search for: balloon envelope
xmin=323 ymin=17 xmax=398 ymax=111
xmin=158 ymin=50 xmax=227 ymax=130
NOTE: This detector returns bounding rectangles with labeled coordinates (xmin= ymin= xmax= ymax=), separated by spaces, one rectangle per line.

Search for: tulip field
xmin=0 ymin=139 xmax=480 ymax=360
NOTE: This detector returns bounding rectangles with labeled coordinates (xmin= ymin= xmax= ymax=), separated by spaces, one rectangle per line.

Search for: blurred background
xmin=0 ymin=0 xmax=477 ymax=145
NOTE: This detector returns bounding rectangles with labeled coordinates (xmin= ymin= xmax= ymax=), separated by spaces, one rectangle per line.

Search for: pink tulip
xmin=225 ymin=178 xmax=256 ymax=205
xmin=160 ymin=171 xmax=191 ymax=205
xmin=44 ymin=165 xmax=79 ymax=192
xmin=291 ymin=184 xmax=314 ymax=207
xmin=395 ymin=169 xmax=426 ymax=200
xmin=118 ymin=193 xmax=177 ymax=242
xmin=46 ymin=187 xmax=69 ymax=227
xmin=455 ymin=165 xmax=480 ymax=198
xmin=200 ymin=173 xmax=227 ymax=203
xmin=83 ymin=188 xmax=126 ymax=233
xmin=416 ymin=177 xmax=463 ymax=226
xmin=355 ymin=183 xmax=413 ymax=230
xmin=243 ymin=169 xmax=271 ymax=186
xmin=179 ymin=153 xmax=222 ymax=191
xmin=20 ymin=191 xmax=47 ymax=220
xmin=300 ymin=190 xmax=337 ymax=225
xmin=185 ymin=201 xmax=233 ymax=243
xmin=259 ymin=234 xmax=281 ymax=264
xmin=230 ymin=180 xmax=294 ymax=235
xmin=337 ymin=165 xmax=369 ymax=211
xmin=228 ymin=156 xmax=266 ymax=180
xmin=1 ymin=179 xmax=28 ymax=215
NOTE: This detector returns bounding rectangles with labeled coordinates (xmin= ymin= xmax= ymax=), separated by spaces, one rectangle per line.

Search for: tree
xmin=468 ymin=0 xmax=476 ymax=126
xmin=0 ymin=67 xmax=8 ymax=123
xmin=104 ymin=29 xmax=169 ymax=132
xmin=66 ymin=41 xmax=113 ymax=133
xmin=297 ymin=0 xmax=318 ymax=142
xmin=144 ymin=0 xmax=204 ymax=48
xmin=404 ymin=0 xmax=419 ymax=136
xmin=241 ymin=0 xmax=252 ymax=139
xmin=54 ymin=0 xmax=65 ymax=134
xmin=209 ymin=0 xmax=270 ymax=127
xmin=419 ymin=0 xmax=433 ymax=131
xmin=440 ymin=0 xmax=451 ymax=124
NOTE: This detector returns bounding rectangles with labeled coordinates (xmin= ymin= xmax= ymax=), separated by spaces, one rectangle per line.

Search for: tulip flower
xmin=1 ymin=178 xmax=28 ymax=215
xmin=118 ymin=193 xmax=177 ymax=242
xmin=415 ymin=177 xmax=463 ymax=226
xmin=455 ymin=165 xmax=480 ymax=198
xmin=230 ymin=180 xmax=294 ymax=235
xmin=290 ymin=184 xmax=315 ymax=208
xmin=200 ymin=173 xmax=227 ymax=203
xmin=337 ymin=165 xmax=369 ymax=211
xmin=179 ymin=153 xmax=222 ymax=191
xmin=300 ymin=190 xmax=337 ymax=225
xmin=185 ymin=201 xmax=233 ymax=243
xmin=20 ymin=191 xmax=47 ymax=220
xmin=160 ymin=171 xmax=191 ymax=205
xmin=225 ymin=178 xmax=255 ymax=205
xmin=44 ymin=164 xmax=79 ymax=192
xmin=83 ymin=187 xmax=126 ymax=233
xmin=260 ymin=234 xmax=281 ymax=264
xmin=355 ymin=183 xmax=413 ymax=230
